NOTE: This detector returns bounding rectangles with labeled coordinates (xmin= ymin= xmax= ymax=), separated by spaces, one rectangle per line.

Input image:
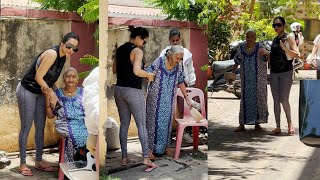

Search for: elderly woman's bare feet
xmin=149 ymin=151 xmax=156 ymax=161
xmin=165 ymin=148 xmax=174 ymax=157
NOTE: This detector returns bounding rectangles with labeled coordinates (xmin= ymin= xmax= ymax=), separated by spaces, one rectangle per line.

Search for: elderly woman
xmin=146 ymin=45 xmax=192 ymax=159
xmin=232 ymin=29 xmax=269 ymax=132
xmin=46 ymin=67 xmax=88 ymax=162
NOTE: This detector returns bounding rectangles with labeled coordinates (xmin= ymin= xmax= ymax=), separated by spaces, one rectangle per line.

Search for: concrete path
xmin=0 ymin=150 xmax=59 ymax=179
xmin=103 ymin=136 xmax=208 ymax=180
xmin=207 ymin=70 xmax=319 ymax=180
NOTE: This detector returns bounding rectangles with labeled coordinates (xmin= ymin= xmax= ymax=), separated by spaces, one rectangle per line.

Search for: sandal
xmin=234 ymin=125 xmax=246 ymax=132
xmin=271 ymin=128 xmax=281 ymax=135
xmin=18 ymin=168 xmax=33 ymax=176
xmin=288 ymin=127 xmax=295 ymax=135
xmin=120 ymin=157 xmax=130 ymax=166
xmin=35 ymin=163 xmax=53 ymax=172
xmin=144 ymin=163 xmax=157 ymax=172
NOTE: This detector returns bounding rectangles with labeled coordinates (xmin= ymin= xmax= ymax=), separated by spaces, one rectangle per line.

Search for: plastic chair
xmin=58 ymin=137 xmax=66 ymax=180
xmin=174 ymin=88 xmax=208 ymax=160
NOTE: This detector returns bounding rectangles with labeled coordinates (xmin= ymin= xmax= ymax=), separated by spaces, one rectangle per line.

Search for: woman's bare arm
xmin=280 ymin=35 xmax=299 ymax=59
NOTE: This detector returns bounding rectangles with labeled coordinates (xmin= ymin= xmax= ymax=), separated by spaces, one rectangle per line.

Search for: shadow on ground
xmin=298 ymin=147 xmax=320 ymax=179
xmin=207 ymin=121 xmax=308 ymax=178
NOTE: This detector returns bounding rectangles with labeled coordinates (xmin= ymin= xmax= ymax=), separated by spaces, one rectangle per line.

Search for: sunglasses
xmin=65 ymin=43 xmax=79 ymax=52
xmin=272 ymin=23 xmax=283 ymax=28
xmin=143 ymin=40 xmax=147 ymax=45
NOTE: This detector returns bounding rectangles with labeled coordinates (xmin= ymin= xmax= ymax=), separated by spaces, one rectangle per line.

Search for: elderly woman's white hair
xmin=63 ymin=67 xmax=79 ymax=79
xmin=165 ymin=45 xmax=184 ymax=57
xmin=245 ymin=29 xmax=256 ymax=36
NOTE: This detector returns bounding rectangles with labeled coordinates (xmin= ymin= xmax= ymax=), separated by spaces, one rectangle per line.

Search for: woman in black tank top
xmin=113 ymin=26 xmax=157 ymax=172
xmin=268 ymin=16 xmax=299 ymax=135
xmin=16 ymin=32 xmax=80 ymax=176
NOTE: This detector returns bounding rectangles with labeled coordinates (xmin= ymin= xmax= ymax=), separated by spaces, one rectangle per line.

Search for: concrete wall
xmin=0 ymin=17 xmax=97 ymax=152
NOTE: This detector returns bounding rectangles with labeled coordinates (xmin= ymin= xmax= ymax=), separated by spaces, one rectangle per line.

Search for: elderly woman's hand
xmin=185 ymin=96 xmax=192 ymax=110
xmin=258 ymin=48 xmax=267 ymax=57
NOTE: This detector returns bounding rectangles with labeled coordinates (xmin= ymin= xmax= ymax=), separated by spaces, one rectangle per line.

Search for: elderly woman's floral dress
xmin=55 ymin=87 xmax=88 ymax=162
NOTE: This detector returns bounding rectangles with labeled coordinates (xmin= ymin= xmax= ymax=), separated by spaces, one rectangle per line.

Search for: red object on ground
xmin=304 ymin=63 xmax=311 ymax=70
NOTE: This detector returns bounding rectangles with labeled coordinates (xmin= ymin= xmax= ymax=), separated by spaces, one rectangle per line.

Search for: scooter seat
xmin=212 ymin=60 xmax=235 ymax=71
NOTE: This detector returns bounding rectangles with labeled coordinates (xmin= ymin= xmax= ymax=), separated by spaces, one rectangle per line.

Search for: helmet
xmin=290 ymin=22 xmax=302 ymax=32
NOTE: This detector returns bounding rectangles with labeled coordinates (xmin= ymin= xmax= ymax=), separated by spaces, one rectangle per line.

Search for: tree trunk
xmin=249 ymin=0 xmax=256 ymax=19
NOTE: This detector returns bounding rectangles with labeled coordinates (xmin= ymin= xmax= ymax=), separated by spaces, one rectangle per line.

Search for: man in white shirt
xmin=289 ymin=22 xmax=304 ymax=70
xmin=159 ymin=29 xmax=196 ymax=87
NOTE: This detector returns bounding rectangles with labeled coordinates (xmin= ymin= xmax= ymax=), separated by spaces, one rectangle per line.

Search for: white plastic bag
xmin=82 ymin=67 xmax=99 ymax=136
xmin=103 ymin=117 xmax=120 ymax=150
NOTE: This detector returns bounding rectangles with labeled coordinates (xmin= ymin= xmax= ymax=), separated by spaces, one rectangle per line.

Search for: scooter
xmin=207 ymin=48 xmax=241 ymax=98
xmin=207 ymin=38 xmax=273 ymax=99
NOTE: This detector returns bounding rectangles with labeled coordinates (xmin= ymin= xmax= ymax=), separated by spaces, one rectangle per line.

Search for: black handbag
xmin=74 ymin=145 xmax=89 ymax=162
xmin=299 ymin=80 xmax=320 ymax=147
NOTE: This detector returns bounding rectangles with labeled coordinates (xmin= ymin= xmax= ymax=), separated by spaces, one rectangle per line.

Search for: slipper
xmin=18 ymin=168 xmax=33 ymax=176
xmin=35 ymin=164 xmax=53 ymax=172
xmin=120 ymin=158 xmax=131 ymax=166
xmin=144 ymin=164 xmax=157 ymax=172
xmin=255 ymin=125 xmax=263 ymax=131
xmin=288 ymin=128 xmax=295 ymax=135
xmin=234 ymin=126 xmax=246 ymax=132
xmin=270 ymin=128 xmax=281 ymax=135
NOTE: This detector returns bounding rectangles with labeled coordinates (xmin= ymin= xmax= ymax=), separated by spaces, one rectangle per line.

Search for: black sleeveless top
xmin=270 ymin=33 xmax=293 ymax=73
xmin=115 ymin=42 xmax=144 ymax=89
xmin=21 ymin=45 xmax=66 ymax=94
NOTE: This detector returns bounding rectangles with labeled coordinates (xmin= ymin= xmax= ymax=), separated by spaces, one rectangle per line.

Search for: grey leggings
xmin=269 ymin=71 xmax=293 ymax=128
xmin=16 ymin=82 xmax=46 ymax=164
xmin=114 ymin=86 xmax=149 ymax=158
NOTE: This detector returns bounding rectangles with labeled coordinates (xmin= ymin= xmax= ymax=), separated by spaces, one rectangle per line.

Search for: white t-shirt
xmin=82 ymin=67 xmax=99 ymax=135
xmin=313 ymin=34 xmax=320 ymax=59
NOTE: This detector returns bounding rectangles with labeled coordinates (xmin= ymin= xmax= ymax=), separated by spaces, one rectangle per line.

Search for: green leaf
xmin=78 ymin=71 xmax=92 ymax=79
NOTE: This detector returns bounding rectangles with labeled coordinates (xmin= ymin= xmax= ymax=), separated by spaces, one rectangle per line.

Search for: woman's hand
xmin=49 ymin=93 xmax=59 ymax=108
xmin=147 ymin=73 xmax=155 ymax=82
xmin=279 ymin=40 xmax=286 ymax=51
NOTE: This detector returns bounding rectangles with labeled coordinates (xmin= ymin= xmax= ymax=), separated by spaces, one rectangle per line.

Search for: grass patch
xmin=100 ymin=174 xmax=121 ymax=180
xmin=192 ymin=152 xmax=207 ymax=161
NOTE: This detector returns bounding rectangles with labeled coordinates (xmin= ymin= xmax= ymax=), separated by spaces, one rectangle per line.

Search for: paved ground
xmin=207 ymin=70 xmax=319 ymax=180
xmin=102 ymin=135 xmax=208 ymax=180
xmin=0 ymin=149 xmax=59 ymax=179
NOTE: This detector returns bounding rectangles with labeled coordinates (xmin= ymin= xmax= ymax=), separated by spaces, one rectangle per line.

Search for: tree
xmin=144 ymin=0 xmax=320 ymax=60
xmin=32 ymin=0 xmax=99 ymax=78
xmin=32 ymin=0 xmax=87 ymax=12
